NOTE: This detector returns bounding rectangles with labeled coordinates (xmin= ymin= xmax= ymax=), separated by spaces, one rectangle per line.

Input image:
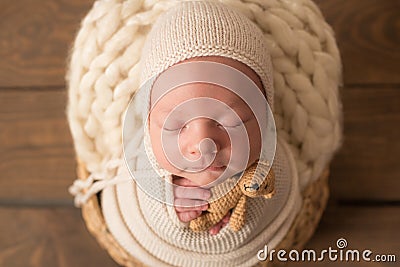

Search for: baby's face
xmin=148 ymin=57 xmax=265 ymax=186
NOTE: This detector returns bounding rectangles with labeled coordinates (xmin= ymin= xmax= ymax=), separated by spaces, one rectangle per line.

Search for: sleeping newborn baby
xmin=121 ymin=2 xmax=300 ymax=261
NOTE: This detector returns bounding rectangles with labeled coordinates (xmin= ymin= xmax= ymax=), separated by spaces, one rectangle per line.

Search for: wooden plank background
xmin=0 ymin=0 xmax=399 ymax=266
xmin=314 ymin=0 xmax=400 ymax=85
xmin=0 ymin=0 xmax=95 ymax=88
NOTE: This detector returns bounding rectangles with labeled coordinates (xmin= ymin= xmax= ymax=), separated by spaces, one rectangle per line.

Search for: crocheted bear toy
xmin=189 ymin=160 xmax=276 ymax=232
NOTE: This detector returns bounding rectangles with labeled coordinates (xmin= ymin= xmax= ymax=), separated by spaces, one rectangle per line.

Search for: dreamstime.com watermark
xmin=257 ymin=238 xmax=397 ymax=263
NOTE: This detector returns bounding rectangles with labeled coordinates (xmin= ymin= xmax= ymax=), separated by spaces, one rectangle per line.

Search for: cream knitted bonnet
xmin=139 ymin=0 xmax=274 ymax=108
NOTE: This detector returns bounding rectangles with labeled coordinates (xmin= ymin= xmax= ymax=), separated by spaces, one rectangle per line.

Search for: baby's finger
xmin=174 ymin=186 xmax=211 ymax=200
xmin=177 ymin=210 xmax=202 ymax=222
xmin=173 ymin=177 xmax=198 ymax=187
xmin=174 ymin=198 xmax=208 ymax=211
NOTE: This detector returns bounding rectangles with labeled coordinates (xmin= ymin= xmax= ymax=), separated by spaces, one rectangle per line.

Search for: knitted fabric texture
xmin=101 ymin=136 xmax=301 ymax=266
xmin=139 ymin=0 xmax=274 ymax=109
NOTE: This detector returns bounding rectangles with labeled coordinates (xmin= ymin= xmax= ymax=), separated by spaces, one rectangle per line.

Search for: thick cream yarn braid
xmin=67 ymin=0 xmax=342 ymax=202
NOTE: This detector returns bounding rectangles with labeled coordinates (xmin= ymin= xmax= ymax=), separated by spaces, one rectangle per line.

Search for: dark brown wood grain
xmin=291 ymin=204 xmax=400 ymax=266
xmin=314 ymin=0 xmax=400 ymax=85
xmin=0 ymin=207 xmax=119 ymax=267
xmin=1 ymin=0 xmax=398 ymax=87
xmin=0 ymin=89 xmax=76 ymax=205
xmin=0 ymin=0 xmax=94 ymax=88
xmin=330 ymin=87 xmax=400 ymax=201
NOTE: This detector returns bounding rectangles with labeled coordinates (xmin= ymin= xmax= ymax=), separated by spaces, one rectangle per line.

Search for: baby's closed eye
xmin=159 ymin=112 xmax=254 ymax=133
xmin=218 ymin=117 xmax=243 ymax=128
xmin=218 ymin=115 xmax=252 ymax=128
xmin=162 ymin=121 xmax=186 ymax=132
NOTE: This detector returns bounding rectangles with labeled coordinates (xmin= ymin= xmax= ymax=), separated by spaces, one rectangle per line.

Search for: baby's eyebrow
xmin=158 ymin=106 xmax=175 ymax=114
xmin=219 ymin=99 xmax=248 ymax=113
xmin=157 ymin=107 xmax=184 ymax=117
xmin=224 ymin=99 xmax=244 ymax=109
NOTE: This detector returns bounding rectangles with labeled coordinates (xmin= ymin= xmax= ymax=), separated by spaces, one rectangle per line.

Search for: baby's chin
xmin=174 ymin=169 xmax=228 ymax=187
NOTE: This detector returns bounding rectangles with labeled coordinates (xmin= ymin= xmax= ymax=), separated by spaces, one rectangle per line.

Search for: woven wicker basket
xmin=67 ymin=0 xmax=341 ymax=266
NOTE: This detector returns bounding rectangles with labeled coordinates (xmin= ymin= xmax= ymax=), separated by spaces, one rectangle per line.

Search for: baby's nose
xmin=183 ymin=118 xmax=221 ymax=157
xmin=198 ymin=138 xmax=217 ymax=155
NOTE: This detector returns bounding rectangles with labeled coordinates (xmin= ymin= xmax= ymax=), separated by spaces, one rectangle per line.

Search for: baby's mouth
xmin=185 ymin=163 xmax=226 ymax=172
xmin=205 ymin=165 xmax=226 ymax=172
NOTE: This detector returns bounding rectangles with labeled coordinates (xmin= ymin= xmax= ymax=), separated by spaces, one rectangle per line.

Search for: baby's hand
xmin=173 ymin=176 xmax=210 ymax=222
xmin=173 ymin=176 xmax=231 ymax=235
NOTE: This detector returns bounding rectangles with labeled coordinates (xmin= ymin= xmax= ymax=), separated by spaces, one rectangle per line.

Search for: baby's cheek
xmin=148 ymin=124 xmax=165 ymax=164
xmin=148 ymin=124 xmax=182 ymax=173
xmin=246 ymin=120 xmax=262 ymax=162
